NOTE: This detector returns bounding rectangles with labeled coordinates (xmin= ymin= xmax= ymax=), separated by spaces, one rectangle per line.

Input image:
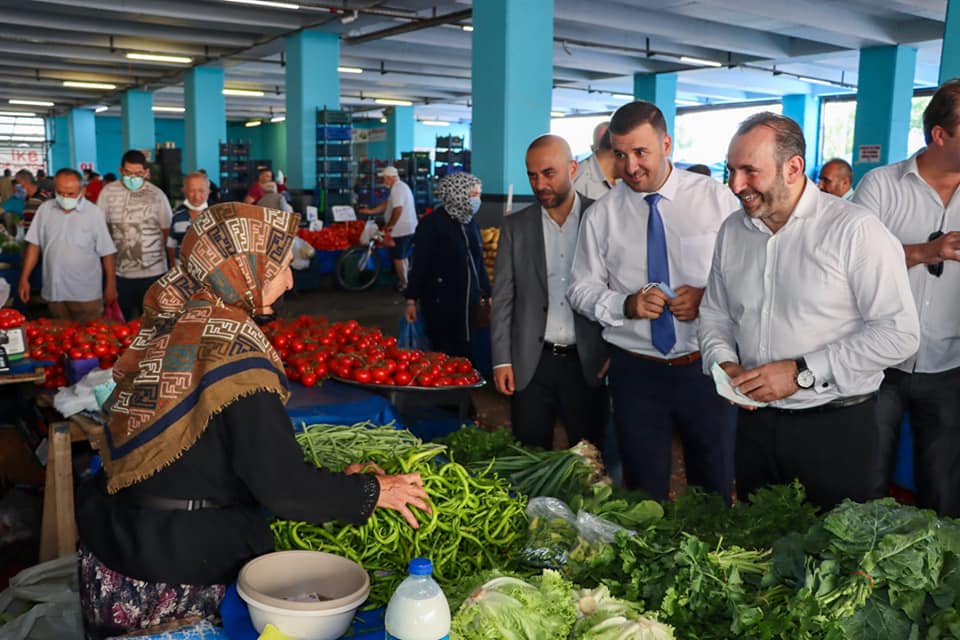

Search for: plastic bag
xmin=520 ymin=497 xmax=579 ymax=568
xmin=359 ymin=220 xmax=380 ymax=245
xmin=291 ymin=236 xmax=315 ymax=271
xmin=397 ymin=313 xmax=431 ymax=351
xmin=0 ymin=554 xmax=83 ymax=640
xmin=0 ymin=277 xmax=9 ymax=308
xmin=103 ymin=300 xmax=124 ymax=323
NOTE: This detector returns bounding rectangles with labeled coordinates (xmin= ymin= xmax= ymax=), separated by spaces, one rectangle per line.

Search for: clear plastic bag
xmin=519 ymin=497 xmax=579 ymax=568
xmin=0 ymin=554 xmax=82 ymax=640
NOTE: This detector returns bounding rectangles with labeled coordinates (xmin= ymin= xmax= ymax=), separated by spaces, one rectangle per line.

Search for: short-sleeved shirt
xmin=386 ymin=179 xmax=418 ymax=238
xmin=25 ymin=198 xmax=116 ymax=302
xmin=98 ymin=180 xmax=173 ymax=279
xmin=166 ymin=204 xmax=204 ymax=259
xmin=21 ymin=193 xmax=47 ymax=232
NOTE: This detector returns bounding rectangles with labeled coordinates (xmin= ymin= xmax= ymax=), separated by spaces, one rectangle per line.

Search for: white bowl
xmin=237 ymin=550 xmax=370 ymax=640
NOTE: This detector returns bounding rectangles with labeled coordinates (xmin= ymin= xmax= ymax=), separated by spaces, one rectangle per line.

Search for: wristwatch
xmin=795 ymin=357 xmax=815 ymax=389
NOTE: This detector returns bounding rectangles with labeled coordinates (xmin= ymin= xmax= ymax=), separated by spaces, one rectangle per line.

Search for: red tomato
xmin=301 ymin=373 xmax=317 ymax=387
xmin=353 ymin=368 xmax=373 ymax=384
xmin=394 ymin=370 xmax=413 ymax=386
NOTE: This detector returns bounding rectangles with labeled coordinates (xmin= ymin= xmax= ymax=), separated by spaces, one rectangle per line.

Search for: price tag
xmin=331 ymin=206 xmax=357 ymax=222
xmin=308 ymin=220 xmax=324 ymax=231
xmin=305 ymin=205 xmax=319 ymax=222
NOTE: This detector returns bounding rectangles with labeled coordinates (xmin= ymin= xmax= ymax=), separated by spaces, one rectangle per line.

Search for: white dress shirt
xmin=567 ymin=163 xmax=740 ymax=358
xmin=573 ymin=154 xmax=613 ymax=201
xmin=542 ymin=194 xmax=581 ymax=345
xmin=699 ymin=180 xmax=920 ymax=409
xmin=853 ymin=152 xmax=960 ymax=374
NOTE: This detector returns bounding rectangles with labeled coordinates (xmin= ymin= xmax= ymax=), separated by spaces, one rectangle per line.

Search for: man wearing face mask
xmin=98 ymin=150 xmax=173 ymax=320
xmin=358 ymin=166 xmax=418 ymax=292
xmin=19 ymin=168 xmax=117 ymax=322
xmin=166 ymin=171 xmax=210 ymax=266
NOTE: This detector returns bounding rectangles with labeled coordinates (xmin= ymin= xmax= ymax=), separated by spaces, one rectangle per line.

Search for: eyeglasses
xmin=928 ymin=231 xmax=944 ymax=277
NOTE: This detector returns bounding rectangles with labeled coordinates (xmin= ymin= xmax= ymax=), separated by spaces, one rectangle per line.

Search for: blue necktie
xmin=645 ymin=193 xmax=675 ymax=355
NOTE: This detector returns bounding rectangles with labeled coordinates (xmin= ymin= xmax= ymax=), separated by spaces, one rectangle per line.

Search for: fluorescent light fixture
xmin=679 ymin=55 xmax=723 ymax=68
xmin=244 ymin=120 xmax=262 ymax=128
xmin=421 ymin=119 xmax=450 ymax=126
xmin=63 ymin=81 xmax=116 ymax=90
xmin=461 ymin=25 xmax=474 ymax=32
xmin=9 ymin=99 xmax=54 ymax=107
xmin=797 ymin=75 xmax=836 ymax=87
xmin=224 ymin=0 xmax=300 ymax=9
xmin=126 ymin=52 xmax=192 ymax=64
xmin=550 ymin=111 xmax=565 ymax=117
xmin=223 ymin=88 xmax=265 ymax=97
xmin=0 ymin=111 xmax=36 ymax=117
xmin=337 ymin=66 xmax=363 ymax=74
xmin=379 ymin=117 xmax=388 ymax=123
xmin=2 ymin=136 xmax=46 ymax=142
xmin=675 ymin=98 xmax=701 ymax=106
xmin=375 ymin=98 xmax=413 ymax=106
xmin=94 ymin=105 xmax=109 ymax=113
xmin=152 ymin=106 xmax=185 ymax=113
xmin=270 ymin=115 xmax=286 ymax=123
xmin=611 ymin=93 xmax=633 ymax=101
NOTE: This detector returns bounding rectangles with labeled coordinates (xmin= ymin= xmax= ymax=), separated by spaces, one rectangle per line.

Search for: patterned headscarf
xmin=435 ymin=172 xmax=481 ymax=224
xmin=98 ymin=203 xmax=300 ymax=493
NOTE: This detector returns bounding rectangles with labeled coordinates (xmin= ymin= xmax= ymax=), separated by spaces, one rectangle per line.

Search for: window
xmin=819 ymin=94 xmax=932 ymax=168
xmin=673 ymin=103 xmax=782 ymax=178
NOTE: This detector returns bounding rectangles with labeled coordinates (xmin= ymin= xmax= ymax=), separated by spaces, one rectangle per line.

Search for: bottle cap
xmin=408 ymin=557 xmax=432 ymax=576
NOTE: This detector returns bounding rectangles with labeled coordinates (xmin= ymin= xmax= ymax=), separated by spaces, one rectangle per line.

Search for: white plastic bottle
xmin=384 ymin=557 xmax=451 ymax=640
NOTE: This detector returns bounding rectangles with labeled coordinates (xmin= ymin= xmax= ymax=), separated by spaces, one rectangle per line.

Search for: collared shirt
xmin=573 ymin=154 xmax=614 ymax=201
xmin=98 ymin=180 xmax=173 ymax=279
xmin=842 ymin=188 xmax=855 ymax=200
xmin=25 ymin=198 xmax=116 ymax=302
xmin=542 ymin=193 xmax=582 ymax=345
xmin=853 ymin=151 xmax=960 ymax=373
xmin=699 ymin=180 xmax=919 ymax=409
xmin=166 ymin=203 xmax=206 ymax=258
xmin=568 ymin=162 xmax=739 ymax=358
xmin=385 ymin=179 xmax=418 ymax=238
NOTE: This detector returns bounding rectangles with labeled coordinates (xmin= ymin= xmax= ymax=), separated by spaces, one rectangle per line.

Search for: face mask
xmin=14 ymin=185 xmax=25 ymax=199
xmin=253 ymin=312 xmax=277 ymax=327
xmin=56 ymin=195 xmax=80 ymax=211
xmin=470 ymin=196 xmax=482 ymax=214
xmin=184 ymin=201 xmax=206 ymax=211
xmin=122 ymin=175 xmax=144 ymax=191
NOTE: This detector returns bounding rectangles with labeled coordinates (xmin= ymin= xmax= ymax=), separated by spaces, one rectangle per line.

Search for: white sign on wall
xmin=857 ymin=144 xmax=882 ymax=163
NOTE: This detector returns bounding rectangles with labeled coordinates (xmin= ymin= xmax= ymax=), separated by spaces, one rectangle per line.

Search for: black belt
xmin=764 ymin=392 xmax=876 ymax=415
xmin=543 ymin=341 xmax=577 ymax=356
xmin=130 ymin=495 xmax=229 ymax=511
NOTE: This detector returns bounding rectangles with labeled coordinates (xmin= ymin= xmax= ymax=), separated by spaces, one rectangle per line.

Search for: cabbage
xmin=450 ymin=570 xmax=577 ymax=640
xmin=571 ymin=585 xmax=674 ymax=640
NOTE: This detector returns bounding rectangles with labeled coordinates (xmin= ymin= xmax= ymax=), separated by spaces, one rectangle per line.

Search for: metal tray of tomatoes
xmin=331 ymin=373 xmax=486 ymax=392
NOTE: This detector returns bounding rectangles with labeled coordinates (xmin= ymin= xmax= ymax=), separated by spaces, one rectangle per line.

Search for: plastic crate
xmin=316 ymin=125 xmax=353 ymax=140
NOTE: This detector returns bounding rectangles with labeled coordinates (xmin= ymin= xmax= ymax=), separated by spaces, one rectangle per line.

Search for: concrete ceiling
xmin=0 ymin=0 xmax=948 ymax=125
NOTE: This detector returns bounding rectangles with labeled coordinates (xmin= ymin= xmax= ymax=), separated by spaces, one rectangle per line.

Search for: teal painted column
xmin=942 ymin=0 xmax=960 ymax=82
xmin=386 ymin=106 xmax=414 ymax=161
xmin=47 ymin=116 xmax=70 ymax=172
xmin=285 ymin=29 xmax=339 ymax=191
xmin=781 ymin=94 xmax=820 ymax=177
xmin=634 ymin=73 xmax=678 ymax=137
xmin=184 ymin=66 xmax=226 ymax=175
xmin=472 ymin=0 xmax=552 ymax=196
xmin=67 ymin=109 xmax=97 ymax=172
xmin=851 ymin=46 xmax=916 ymax=184
xmin=121 ymin=89 xmax=155 ymax=154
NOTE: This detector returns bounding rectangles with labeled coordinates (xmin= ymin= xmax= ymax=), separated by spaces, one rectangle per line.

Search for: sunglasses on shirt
xmin=928 ymin=231 xmax=944 ymax=277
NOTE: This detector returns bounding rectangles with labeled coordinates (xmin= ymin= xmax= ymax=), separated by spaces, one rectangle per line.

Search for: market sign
xmin=0 ymin=145 xmax=45 ymax=173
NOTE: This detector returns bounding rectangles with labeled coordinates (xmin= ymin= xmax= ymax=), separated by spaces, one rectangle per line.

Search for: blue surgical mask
xmin=56 ymin=195 xmax=80 ymax=211
xmin=13 ymin=185 xmax=25 ymax=199
xmin=122 ymin=175 xmax=144 ymax=191
xmin=469 ymin=196 xmax=482 ymax=214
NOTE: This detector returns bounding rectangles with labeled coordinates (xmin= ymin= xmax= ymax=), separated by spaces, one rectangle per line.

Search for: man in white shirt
xmin=491 ymin=135 xmax=608 ymax=450
xmin=98 ymin=149 xmax=173 ymax=320
xmin=852 ymin=78 xmax=960 ymax=517
xmin=817 ymin=158 xmax=854 ymax=199
xmin=358 ymin=166 xmax=417 ymax=291
xmin=18 ymin=168 xmax=117 ymax=322
xmin=573 ymin=129 xmax=617 ymax=200
xmin=700 ymin=112 xmax=919 ymax=510
xmin=568 ymin=101 xmax=740 ymax=501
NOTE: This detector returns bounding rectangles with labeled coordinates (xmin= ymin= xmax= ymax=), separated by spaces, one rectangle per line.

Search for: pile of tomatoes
xmin=262 ymin=316 xmax=481 ymax=389
xmin=0 ymin=308 xmax=25 ymax=329
xmin=297 ymin=221 xmax=368 ymax=251
xmin=25 ymin=318 xmax=139 ymax=389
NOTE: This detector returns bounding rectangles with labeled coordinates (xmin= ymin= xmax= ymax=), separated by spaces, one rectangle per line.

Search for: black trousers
xmin=116 ymin=275 xmax=162 ymax=321
xmin=736 ymin=398 xmax=885 ymax=511
xmin=876 ymin=367 xmax=960 ymax=518
xmin=510 ymin=347 xmax=608 ymax=450
xmin=607 ymin=348 xmax=736 ymax=501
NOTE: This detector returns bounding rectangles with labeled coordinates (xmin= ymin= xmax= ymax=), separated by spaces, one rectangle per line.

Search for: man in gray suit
xmin=491 ymin=135 xmax=608 ymax=450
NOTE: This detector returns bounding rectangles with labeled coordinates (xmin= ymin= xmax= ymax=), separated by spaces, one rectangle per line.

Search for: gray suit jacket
xmin=491 ymin=196 xmax=607 ymax=392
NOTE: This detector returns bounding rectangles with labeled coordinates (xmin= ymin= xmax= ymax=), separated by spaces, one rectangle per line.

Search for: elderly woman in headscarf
xmin=404 ymin=172 xmax=490 ymax=358
xmin=76 ymin=203 xmax=429 ymax=639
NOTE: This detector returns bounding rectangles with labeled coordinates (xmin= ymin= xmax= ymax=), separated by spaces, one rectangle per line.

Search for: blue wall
xmin=94 ymin=116 xmax=187 ymax=175
xmin=226 ymin=121 xmax=287 ymax=172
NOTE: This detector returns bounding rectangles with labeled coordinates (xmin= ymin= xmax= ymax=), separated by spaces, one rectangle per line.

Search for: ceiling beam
xmin=23 ymin=0 xmax=305 ymax=30
xmin=344 ymin=8 xmax=472 ymax=45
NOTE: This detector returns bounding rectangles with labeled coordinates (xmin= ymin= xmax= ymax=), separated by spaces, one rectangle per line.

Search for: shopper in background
xmin=573 ymin=129 xmax=617 ymax=199
xmin=98 ymin=149 xmax=173 ymax=321
xmin=567 ymin=100 xmax=740 ymax=502
xmin=77 ymin=203 xmax=429 ymax=640
xmin=358 ymin=166 xmax=418 ymax=292
xmin=0 ymin=179 xmax=25 ymax=235
xmin=0 ymin=168 xmax=13 ymax=203
xmin=852 ymin=78 xmax=960 ymax=517
xmin=492 ymin=134 xmax=608 ymax=450
xmin=19 ymin=168 xmax=117 ymax=322
xmin=700 ymin=112 xmax=919 ymax=511
xmin=818 ymin=158 xmax=854 ymax=199
xmin=85 ymin=171 xmax=104 ymax=204
xmin=14 ymin=169 xmax=49 ymax=234
xmin=197 ymin=168 xmax=221 ymax=204
xmin=35 ymin=168 xmax=54 ymax=196
xmin=243 ymin=168 xmax=282 ymax=205
xmin=405 ymin=172 xmax=490 ymax=359
xmin=256 ymin=181 xmax=293 ymax=212
xmin=166 ymin=171 xmax=211 ymax=266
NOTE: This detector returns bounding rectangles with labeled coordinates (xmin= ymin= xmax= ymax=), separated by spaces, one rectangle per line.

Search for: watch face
xmin=797 ymin=369 xmax=815 ymax=389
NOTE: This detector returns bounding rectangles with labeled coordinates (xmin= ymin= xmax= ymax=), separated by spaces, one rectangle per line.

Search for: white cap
xmin=378 ymin=166 xmax=399 ymax=177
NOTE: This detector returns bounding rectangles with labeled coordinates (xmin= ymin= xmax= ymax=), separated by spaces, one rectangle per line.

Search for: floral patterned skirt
xmin=79 ymin=545 xmax=225 ymax=640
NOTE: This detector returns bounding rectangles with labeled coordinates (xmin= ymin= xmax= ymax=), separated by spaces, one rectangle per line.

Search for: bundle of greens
xmin=434 ymin=425 xmax=518 ymax=464
xmin=572 ymin=585 xmax=675 ymax=640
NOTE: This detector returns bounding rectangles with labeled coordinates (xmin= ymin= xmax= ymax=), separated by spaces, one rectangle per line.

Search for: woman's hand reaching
xmin=375 ymin=473 xmax=431 ymax=529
